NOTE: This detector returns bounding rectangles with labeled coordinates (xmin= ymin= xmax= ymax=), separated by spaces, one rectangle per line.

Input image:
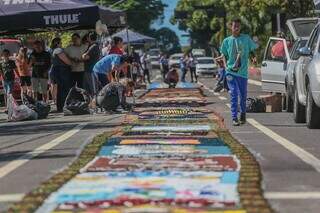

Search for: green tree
xmin=99 ymin=0 xmax=166 ymax=35
xmin=150 ymin=27 xmax=181 ymax=54
xmin=172 ymin=0 xmax=315 ymax=51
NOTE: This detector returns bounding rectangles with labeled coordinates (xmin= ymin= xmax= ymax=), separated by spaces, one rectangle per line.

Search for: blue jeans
xmin=54 ymin=66 xmax=71 ymax=111
xmin=3 ymin=80 xmax=14 ymax=94
xmin=95 ymin=73 xmax=109 ymax=90
xmin=180 ymin=68 xmax=187 ymax=82
xmin=226 ymin=74 xmax=248 ymax=120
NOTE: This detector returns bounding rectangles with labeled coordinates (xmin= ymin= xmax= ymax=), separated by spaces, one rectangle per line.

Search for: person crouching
xmin=96 ymin=78 xmax=134 ymax=112
xmin=93 ymin=54 xmax=130 ymax=93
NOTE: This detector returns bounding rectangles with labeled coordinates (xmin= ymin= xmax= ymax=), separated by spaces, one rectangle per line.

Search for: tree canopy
xmin=100 ymin=0 xmax=166 ymax=35
xmin=150 ymin=27 xmax=181 ymax=54
xmin=172 ymin=0 xmax=315 ymax=51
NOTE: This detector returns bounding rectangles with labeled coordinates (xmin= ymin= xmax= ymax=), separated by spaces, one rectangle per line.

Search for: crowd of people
xmin=0 ymin=32 xmax=156 ymax=114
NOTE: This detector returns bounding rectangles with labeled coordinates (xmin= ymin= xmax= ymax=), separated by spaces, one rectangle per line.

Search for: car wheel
xmin=293 ymin=88 xmax=306 ymax=123
xmin=286 ymin=88 xmax=293 ymax=112
xmin=306 ymin=84 xmax=320 ymax=129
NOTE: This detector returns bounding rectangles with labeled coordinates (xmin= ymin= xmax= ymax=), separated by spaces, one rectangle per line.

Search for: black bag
xmin=64 ymin=87 xmax=91 ymax=116
xmin=97 ymin=84 xmax=120 ymax=111
xmin=22 ymin=94 xmax=50 ymax=119
xmin=35 ymin=101 xmax=51 ymax=119
xmin=246 ymin=98 xmax=266 ymax=113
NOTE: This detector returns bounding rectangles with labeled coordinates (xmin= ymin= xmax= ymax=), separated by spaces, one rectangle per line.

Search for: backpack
xmin=96 ymin=83 xmax=121 ymax=111
xmin=63 ymin=87 xmax=91 ymax=116
xmin=246 ymin=98 xmax=266 ymax=113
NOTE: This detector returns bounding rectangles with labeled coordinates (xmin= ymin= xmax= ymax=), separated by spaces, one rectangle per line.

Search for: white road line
xmin=248 ymin=79 xmax=262 ymax=86
xmin=219 ymin=96 xmax=227 ymax=101
xmin=0 ymin=123 xmax=87 ymax=179
xmin=0 ymin=194 xmax=24 ymax=202
xmin=265 ymin=192 xmax=320 ymax=200
xmin=226 ymin=104 xmax=231 ymax=108
xmin=248 ymin=119 xmax=320 ymax=173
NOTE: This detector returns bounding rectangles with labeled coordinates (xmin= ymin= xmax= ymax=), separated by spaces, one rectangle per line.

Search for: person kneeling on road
xmin=93 ymin=54 xmax=130 ymax=93
xmin=96 ymin=78 xmax=134 ymax=112
xmin=164 ymin=67 xmax=179 ymax=88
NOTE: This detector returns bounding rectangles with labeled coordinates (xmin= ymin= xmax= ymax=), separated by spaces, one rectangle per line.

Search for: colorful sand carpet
xmin=10 ymin=87 xmax=272 ymax=213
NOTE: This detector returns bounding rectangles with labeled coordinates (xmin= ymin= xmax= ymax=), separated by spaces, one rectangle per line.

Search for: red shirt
xmin=109 ymin=46 xmax=124 ymax=55
xmin=271 ymin=41 xmax=285 ymax=58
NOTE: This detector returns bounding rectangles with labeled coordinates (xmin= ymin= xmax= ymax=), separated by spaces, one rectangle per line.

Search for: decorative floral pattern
xmin=10 ymin=87 xmax=273 ymax=213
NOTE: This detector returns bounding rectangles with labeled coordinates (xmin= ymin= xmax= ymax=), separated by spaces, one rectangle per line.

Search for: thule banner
xmin=0 ymin=0 xmax=126 ymax=35
xmin=314 ymin=0 xmax=320 ymax=10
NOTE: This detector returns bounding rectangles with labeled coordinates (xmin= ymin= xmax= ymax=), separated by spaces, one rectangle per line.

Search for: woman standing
xmin=50 ymin=38 xmax=72 ymax=112
xmin=16 ymin=47 xmax=32 ymax=97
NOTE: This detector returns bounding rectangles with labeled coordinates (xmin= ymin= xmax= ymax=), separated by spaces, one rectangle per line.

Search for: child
xmin=0 ymin=49 xmax=17 ymax=108
xmin=214 ymin=56 xmax=228 ymax=92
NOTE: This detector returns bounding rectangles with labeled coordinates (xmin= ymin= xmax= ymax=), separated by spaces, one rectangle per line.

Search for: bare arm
xmin=57 ymin=52 xmax=72 ymax=66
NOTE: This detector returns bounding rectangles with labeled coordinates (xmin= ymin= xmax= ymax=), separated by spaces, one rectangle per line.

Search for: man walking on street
xmin=220 ymin=18 xmax=258 ymax=126
xmin=180 ymin=53 xmax=188 ymax=82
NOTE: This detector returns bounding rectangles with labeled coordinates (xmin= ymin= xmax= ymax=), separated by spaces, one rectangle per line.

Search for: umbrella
xmin=112 ymin=29 xmax=155 ymax=44
xmin=0 ymin=0 xmax=126 ymax=35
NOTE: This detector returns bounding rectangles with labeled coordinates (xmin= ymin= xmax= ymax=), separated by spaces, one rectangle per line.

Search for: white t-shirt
xmin=65 ymin=45 xmax=87 ymax=72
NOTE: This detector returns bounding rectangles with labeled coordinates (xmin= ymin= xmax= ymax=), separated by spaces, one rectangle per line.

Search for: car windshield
xmin=171 ymin=56 xmax=182 ymax=60
xmin=291 ymin=39 xmax=307 ymax=60
xmin=0 ymin=41 xmax=20 ymax=56
xmin=198 ymin=59 xmax=214 ymax=64
xmin=148 ymin=50 xmax=160 ymax=56
xmin=291 ymin=20 xmax=318 ymax=38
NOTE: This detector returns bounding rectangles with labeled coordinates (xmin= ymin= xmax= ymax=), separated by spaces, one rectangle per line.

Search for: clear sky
xmin=151 ymin=0 xmax=189 ymax=46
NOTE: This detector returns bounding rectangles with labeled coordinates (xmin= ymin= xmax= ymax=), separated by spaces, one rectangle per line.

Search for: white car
xmin=192 ymin=49 xmax=205 ymax=56
xmin=169 ymin=53 xmax=184 ymax=68
xmin=147 ymin=48 xmax=161 ymax=69
xmin=261 ymin=18 xmax=319 ymax=108
xmin=196 ymin=57 xmax=218 ymax=76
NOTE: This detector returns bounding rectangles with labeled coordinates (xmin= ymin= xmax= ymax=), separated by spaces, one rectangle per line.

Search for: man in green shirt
xmin=220 ymin=18 xmax=258 ymax=126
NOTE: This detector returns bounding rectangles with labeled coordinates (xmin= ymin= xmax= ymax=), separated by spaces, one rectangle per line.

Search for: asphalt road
xmin=0 ymin=112 xmax=124 ymax=212
xmin=199 ymin=74 xmax=320 ymax=213
xmin=1 ymin=69 xmax=320 ymax=213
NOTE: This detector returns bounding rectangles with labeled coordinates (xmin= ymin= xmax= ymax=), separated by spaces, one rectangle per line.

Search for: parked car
xmin=192 ymin=49 xmax=205 ymax=56
xmin=169 ymin=53 xmax=184 ymax=69
xmin=148 ymin=48 xmax=161 ymax=69
xmin=261 ymin=18 xmax=319 ymax=114
xmin=193 ymin=52 xmax=205 ymax=59
xmin=0 ymin=38 xmax=21 ymax=58
xmin=196 ymin=57 xmax=218 ymax=76
xmin=292 ymin=21 xmax=320 ymax=128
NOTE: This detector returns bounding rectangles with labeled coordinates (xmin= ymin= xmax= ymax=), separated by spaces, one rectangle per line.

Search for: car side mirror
xmin=298 ymin=47 xmax=312 ymax=57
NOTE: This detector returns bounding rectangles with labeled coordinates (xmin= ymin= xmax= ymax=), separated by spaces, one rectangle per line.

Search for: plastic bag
xmin=7 ymin=95 xmax=38 ymax=121
xmin=64 ymin=87 xmax=91 ymax=116
xmin=22 ymin=94 xmax=50 ymax=119
xmin=246 ymin=98 xmax=266 ymax=113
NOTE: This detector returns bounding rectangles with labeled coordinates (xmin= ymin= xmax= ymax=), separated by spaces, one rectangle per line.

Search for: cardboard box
xmin=260 ymin=93 xmax=283 ymax=112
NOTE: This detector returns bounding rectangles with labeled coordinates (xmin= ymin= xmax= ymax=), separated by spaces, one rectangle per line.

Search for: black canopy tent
xmin=0 ymin=0 xmax=126 ymax=35
xmin=112 ymin=29 xmax=155 ymax=44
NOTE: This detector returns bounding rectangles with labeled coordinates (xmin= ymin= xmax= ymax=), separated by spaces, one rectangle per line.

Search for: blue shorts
xmin=3 ymin=80 xmax=14 ymax=94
